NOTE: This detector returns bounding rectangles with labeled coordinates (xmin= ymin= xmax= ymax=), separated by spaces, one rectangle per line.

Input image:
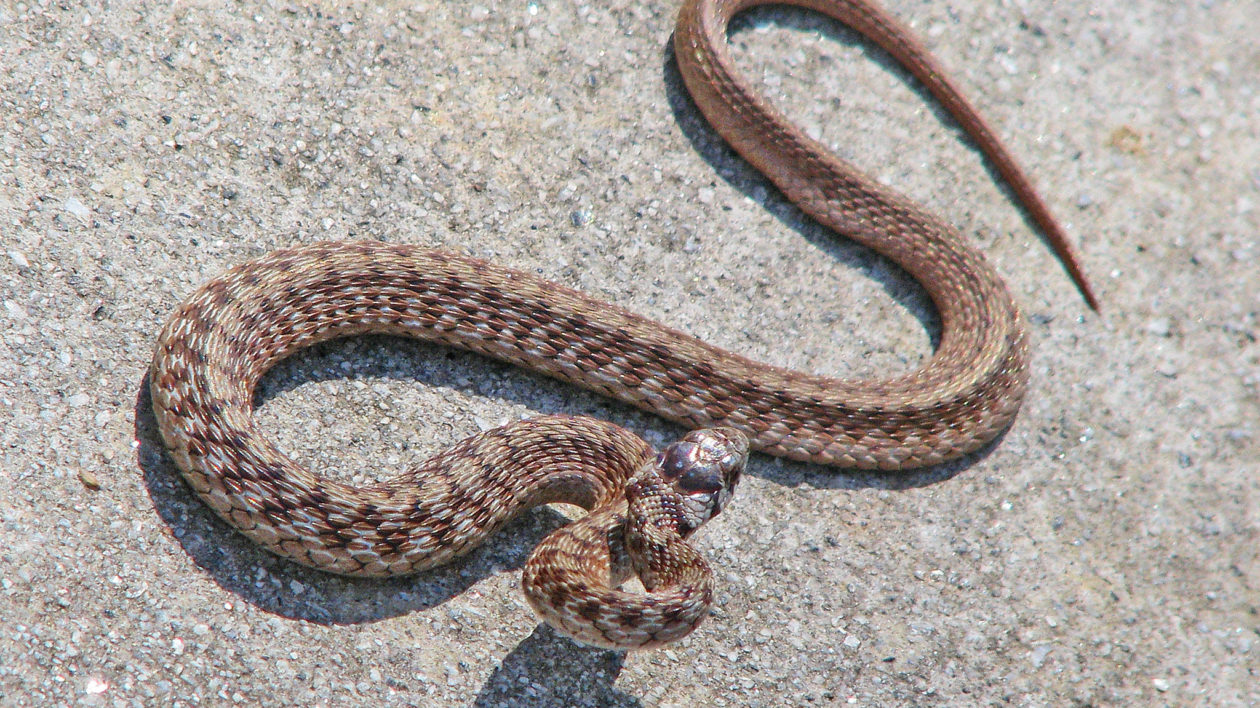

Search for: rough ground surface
xmin=1 ymin=0 xmax=1256 ymax=705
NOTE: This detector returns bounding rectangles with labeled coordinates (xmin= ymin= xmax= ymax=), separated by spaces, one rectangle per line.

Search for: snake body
xmin=150 ymin=0 xmax=1095 ymax=649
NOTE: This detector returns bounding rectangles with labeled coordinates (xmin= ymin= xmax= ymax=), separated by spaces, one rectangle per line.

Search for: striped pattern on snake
xmin=149 ymin=0 xmax=1095 ymax=649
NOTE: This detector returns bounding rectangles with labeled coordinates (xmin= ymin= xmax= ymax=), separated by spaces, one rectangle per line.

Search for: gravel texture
xmin=1 ymin=0 xmax=1256 ymax=705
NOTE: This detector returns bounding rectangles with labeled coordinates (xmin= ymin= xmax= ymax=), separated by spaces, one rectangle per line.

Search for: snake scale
xmin=150 ymin=0 xmax=1096 ymax=649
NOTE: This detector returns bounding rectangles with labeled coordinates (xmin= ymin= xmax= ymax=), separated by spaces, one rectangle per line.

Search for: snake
xmin=149 ymin=0 xmax=1097 ymax=650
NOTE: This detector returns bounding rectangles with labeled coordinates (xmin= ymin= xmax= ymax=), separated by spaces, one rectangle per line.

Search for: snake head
xmin=620 ymin=427 xmax=747 ymax=596
xmin=648 ymin=427 xmax=748 ymax=536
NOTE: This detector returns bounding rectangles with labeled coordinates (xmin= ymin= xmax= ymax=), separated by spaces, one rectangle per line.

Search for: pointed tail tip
xmin=1078 ymin=276 xmax=1101 ymax=312
xmin=1063 ymin=257 xmax=1101 ymax=312
xmin=1042 ymin=221 xmax=1101 ymax=312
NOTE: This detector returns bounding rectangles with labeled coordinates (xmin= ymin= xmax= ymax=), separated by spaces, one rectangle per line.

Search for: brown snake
xmin=150 ymin=0 xmax=1096 ymax=649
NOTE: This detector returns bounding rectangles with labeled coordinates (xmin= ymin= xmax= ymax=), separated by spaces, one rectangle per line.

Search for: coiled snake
xmin=150 ymin=0 xmax=1096 ymax=649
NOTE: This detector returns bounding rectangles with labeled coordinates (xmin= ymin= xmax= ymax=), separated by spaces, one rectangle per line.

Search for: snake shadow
xmin=472 ymin=625 xmax=641 ymax=708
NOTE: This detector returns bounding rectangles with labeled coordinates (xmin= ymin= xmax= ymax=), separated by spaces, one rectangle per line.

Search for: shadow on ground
xmin=472 ymin=625 xmax=639 ymax=707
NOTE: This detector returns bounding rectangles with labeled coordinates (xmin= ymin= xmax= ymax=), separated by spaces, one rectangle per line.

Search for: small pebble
xmin=78 ymin=470 xmax=101 ymax=490
xmin=64 ymin=197 xmax=91 ymax=219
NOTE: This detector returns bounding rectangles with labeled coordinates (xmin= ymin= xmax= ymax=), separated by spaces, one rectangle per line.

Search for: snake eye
xmin=657 ymin=441 xmax=697 ymax=480
xmin=677 ymin=466 xmax=722 ymax=495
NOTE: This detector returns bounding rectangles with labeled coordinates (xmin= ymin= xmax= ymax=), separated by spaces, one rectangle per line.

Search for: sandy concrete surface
xmin=1 ymin=0 xmax=1255 ymax=705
